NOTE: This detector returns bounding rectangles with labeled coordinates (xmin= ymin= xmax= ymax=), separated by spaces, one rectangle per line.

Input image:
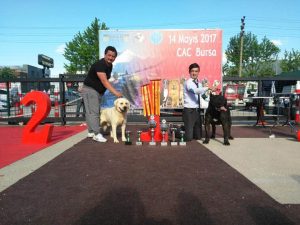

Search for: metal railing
xmin=0 ymin=75 xmax=85 ymax=125
xmin=0 ymin=75 xmax=299 ymax=125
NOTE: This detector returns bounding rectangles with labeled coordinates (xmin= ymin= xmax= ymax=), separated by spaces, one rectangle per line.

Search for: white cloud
xmin=271 ymin=40 xmax=283 ymax=46
xmin=55 ymin=44 xmax=66 ymax=54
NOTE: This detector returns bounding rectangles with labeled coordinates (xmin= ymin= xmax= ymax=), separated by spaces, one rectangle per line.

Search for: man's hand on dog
xmin=115 ymin=91 xmax=123 ymax=98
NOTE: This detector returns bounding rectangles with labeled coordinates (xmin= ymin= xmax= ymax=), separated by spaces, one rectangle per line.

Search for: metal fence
xmin=0 ymin=75 xmax=299 ymax=125
xmin=0 ymin=75 xmax=85 ymax=125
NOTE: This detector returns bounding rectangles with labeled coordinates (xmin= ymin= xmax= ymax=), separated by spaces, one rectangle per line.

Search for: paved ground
xmin=0 ymin=124 xmax=299 ymax=224
xmin=0 ymin=129 xmax=87 ymax=192
xmin=1 ymin=125 xmax=299 ymax=203
xmin=199 ymin=137 xmax=300 ymax=204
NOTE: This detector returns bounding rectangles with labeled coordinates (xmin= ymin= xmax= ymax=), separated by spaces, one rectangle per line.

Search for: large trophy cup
xmin=170 ymin=124 xmax=178 ymax=146
xmin=160 ymin=119 xmax=168 ymax=146
xmin=136 ymin=130 xmax=143 ymax=146
xmin=149 ymin=115 xmax=157 ymax=146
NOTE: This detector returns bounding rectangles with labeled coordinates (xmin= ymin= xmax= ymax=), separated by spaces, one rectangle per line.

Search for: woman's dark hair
xmin=189 ymin=63 xmax=200 ymax=72
xmin=104 ymin=46 xmax=118 ymax=57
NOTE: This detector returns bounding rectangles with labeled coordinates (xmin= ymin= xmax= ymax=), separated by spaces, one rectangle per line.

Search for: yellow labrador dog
xmin=100 ymin=97 xmax=130 ymax=143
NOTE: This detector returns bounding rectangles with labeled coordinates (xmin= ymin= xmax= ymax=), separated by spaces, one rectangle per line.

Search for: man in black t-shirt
xmin=82 ymin=46 xmax=122 ymax=142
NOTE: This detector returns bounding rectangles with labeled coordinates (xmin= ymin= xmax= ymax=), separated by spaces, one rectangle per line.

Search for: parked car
xmin=64 ymin=90 xmax=81 ymax=104
xmin=224 ymin=84 xmax=246 ymax=106
xmin=0 ymin=88 xmax=20 ymax=107
xmin=50 ymin=90 xmax=81 ymax=106
xmin=0 ymin=99 xmax=8 ymax=112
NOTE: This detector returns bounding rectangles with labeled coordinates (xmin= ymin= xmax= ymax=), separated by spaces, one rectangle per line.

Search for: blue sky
xmin=1 ymin=0 xmax=299 ymax=77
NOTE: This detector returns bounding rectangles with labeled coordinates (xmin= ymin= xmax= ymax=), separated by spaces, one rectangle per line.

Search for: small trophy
xmin=212 ymin=79 xmax=220 ymax=88
xmin=170 ymin=125 xmax=178 ymax=146
xmin=148 ymin=115 xmax=157 ymax=146
xmin=179 ymin=130 xmax=186 ymax=146
xmin=160 ymin=119 xmax=168 ymax=146
xmin=125 ymin=130 xmax=132 ymax=145
xmin=201 ymin=78 xmax=210 ymax=100
xmin=201 ymin=78 xmax=208 ymax=87
xmin=136 ymin=130 xmax=142 ymax=146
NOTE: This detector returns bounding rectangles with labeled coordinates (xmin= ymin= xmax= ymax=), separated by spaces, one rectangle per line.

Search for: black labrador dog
xmin=203 ymin=94 xmax=234 ymax=145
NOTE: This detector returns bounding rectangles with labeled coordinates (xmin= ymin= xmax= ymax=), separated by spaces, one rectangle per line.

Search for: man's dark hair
xmin=189 ymin=63 xmax=200 ymax=72
xmin=104 ymin=46 xmax=118 ymax=56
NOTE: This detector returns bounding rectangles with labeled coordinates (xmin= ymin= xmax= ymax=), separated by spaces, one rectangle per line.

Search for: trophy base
xmin=179 ymin=142 xmax=187 ymax=146
xmin=160 ymin=142 xmax=168 ymax=146
xmin=171 ymin=142 xmax=178 ymax=146
xmin=135 ymin=141 xmax=143 ymax=146
xmin=125 ymin=141 xmax=132 ymax=145
xmin=149 ymin=141 xmax=156 ymax=146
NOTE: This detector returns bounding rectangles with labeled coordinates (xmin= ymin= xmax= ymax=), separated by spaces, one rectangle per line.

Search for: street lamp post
xmin=239 ymin=16 xmax=245 ymax=77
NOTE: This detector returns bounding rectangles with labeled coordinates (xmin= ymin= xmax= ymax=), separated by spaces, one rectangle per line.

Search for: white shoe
xmin=93 ymin=133 xmax=107 ymax=143
xmin=87 ymin=132 xmax=95 ymax=138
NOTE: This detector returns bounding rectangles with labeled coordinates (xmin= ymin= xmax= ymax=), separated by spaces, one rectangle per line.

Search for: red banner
xmin=99 ymin=29 xmax=222 ymax=108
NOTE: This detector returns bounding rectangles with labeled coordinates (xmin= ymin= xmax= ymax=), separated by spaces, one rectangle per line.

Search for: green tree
xmin=224 ymin=32 xmax=280 ymax=77
xmin=63 ymin=18 xmax=108 ymax=74
xmin=280 ymin=49 xmax=300 ymax=72
xmin=222 ymin=62 xmax=238 ymax=76
xmin=0 ymin=67 xmax=16 ymax=79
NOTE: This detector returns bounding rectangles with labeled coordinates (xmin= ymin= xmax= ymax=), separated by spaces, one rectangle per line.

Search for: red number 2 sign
xmin=21 ymin=91 xmax=54 ymax=144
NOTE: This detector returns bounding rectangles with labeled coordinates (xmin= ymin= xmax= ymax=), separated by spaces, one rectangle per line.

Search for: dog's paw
xmin=122 ymin=137 xmax=126 ymax=142
xmin=210 ymin=135 xmax=216 ymax=139
xmin=114 ymin=139 xmax=119 ymax=143
xmin=203 ymin=139 xmax=209 ymax=144
xmin=223 ymin=141 xmax=230 ymax=145
xmin=229 ymin=136 xmax=234 ymax=140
